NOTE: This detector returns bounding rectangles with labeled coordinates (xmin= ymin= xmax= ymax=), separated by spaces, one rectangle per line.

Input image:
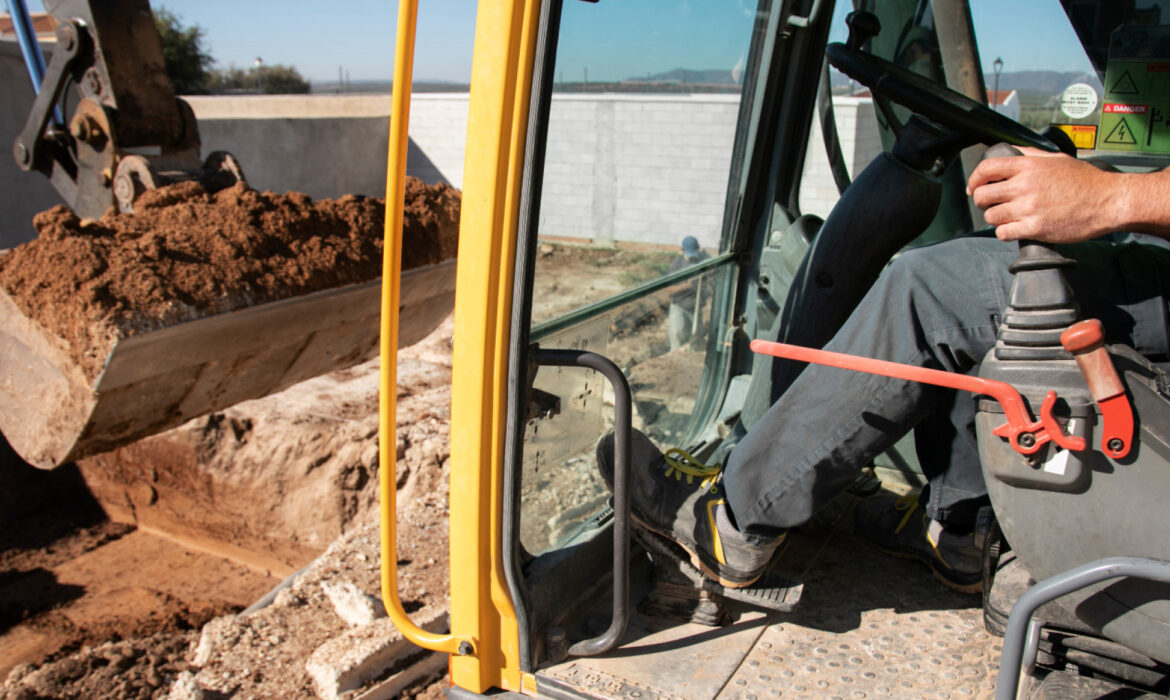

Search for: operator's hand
xmin=966 ymin=147 xmax=1122 ymax=244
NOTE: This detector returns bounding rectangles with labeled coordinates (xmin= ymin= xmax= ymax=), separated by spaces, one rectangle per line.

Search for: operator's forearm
xmin=1112 ymin=168 xmax=1170 ymax=240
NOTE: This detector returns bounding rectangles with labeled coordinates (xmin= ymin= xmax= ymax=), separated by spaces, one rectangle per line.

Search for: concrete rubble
xmin=170 ymin=317 xmax=455 ymax=699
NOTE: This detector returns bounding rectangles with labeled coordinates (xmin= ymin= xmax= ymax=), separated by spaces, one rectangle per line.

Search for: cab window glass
xmin=520 ymin=1 xmax=759 ymax=555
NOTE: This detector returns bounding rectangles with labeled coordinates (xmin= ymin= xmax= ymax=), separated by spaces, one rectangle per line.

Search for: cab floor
xmin=540 ymin=491 xmax=1001 ymax=699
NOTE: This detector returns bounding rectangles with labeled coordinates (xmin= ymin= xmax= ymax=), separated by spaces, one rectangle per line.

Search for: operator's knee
xmin=876 ymin=237 xmax=1010 ymax=314
xmin=866 ymin=244 xmax=945 ymax=308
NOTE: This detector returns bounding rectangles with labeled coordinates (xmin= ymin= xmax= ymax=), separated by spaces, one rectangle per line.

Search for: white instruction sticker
xmin=1061 ymin=83 xmax=1099 ymax=120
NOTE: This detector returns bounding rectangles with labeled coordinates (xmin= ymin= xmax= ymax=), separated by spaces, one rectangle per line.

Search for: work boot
xmin=855 ymin=492 xmax=983 ymax=594
xmin=596 ymin=429 xmax=784 ymax=589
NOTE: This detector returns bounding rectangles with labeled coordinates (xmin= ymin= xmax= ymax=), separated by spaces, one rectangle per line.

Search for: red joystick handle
xmin=1060 ymin=319 xmax=1134 ymax=459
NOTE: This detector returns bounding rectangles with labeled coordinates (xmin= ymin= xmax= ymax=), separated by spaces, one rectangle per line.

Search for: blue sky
xmin=13 ymin=0 xmax=1095 ymax=85
xmin=15 ymin=0 xmax=479 ymax=83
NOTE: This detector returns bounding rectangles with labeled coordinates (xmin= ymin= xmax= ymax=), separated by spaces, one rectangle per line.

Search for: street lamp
xmin=992 ymin=56 xmax=1003 ymax=113
xmin=254 ymin=57 xmax=264 ymax=94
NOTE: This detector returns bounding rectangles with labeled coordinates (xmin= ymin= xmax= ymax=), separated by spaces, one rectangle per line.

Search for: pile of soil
xmin=3 ymin=632 xmax=196 ymax=700
xmin=0 ymin=178 xmax=459 ymax=379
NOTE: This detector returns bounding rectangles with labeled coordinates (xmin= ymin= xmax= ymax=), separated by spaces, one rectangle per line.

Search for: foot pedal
xmin=634 ymin=528 xmax=802 ymax=626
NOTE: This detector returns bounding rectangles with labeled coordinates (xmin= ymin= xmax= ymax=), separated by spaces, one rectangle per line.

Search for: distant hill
xmin=628 ymin=68 xmax=738 ymax=86
xmin=830 ymin=68 xmax=1102 ymax=95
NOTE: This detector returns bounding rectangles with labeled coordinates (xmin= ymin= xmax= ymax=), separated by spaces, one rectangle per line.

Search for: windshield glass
xmin=824 ymin=0 xmax=1170 ymax=163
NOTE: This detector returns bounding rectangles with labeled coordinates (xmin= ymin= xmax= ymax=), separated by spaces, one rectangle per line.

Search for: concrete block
xmin=305 ymin=609 xmax=449 ymax=700
xmin=322 ymin=580 xmax=387 ymax=628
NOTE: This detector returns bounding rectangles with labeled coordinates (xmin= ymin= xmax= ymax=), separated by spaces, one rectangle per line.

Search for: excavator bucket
xmin=0 ymin=259 xmax=456 ymax=469
xmin=4 ymin=0 xmax=460 ymax=468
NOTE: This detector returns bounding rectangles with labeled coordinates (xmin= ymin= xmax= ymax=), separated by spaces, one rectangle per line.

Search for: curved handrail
xmin=530 ymin=348 xmax=633 ymax=657
xmin=379 ymin=0 xmax=472 ymax=657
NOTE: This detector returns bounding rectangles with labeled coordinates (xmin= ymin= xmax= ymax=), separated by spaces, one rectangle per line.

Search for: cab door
xmin=491 ymin=0 xmax=833 ymax=679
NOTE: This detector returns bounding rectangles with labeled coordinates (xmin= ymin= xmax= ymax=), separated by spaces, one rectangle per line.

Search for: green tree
xmin=154 ymin=7 xmax=212 ymax=94
xmin=207 ymin=64 xmax=311 ymax=95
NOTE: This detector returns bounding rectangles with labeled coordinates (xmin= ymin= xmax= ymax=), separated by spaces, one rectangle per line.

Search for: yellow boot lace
xmin=892 ymin=492 xmax=920 ymax=534
xmin=663 ymin=448 xmax=721 ymax=494
xmin=891 ymin=491 xmax=952 ymax=568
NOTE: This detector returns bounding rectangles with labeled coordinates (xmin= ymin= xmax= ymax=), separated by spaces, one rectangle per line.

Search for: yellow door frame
xmin=379 ymin=0 xmax=543 ymax=694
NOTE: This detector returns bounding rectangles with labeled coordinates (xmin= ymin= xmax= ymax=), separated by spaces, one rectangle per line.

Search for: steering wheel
xmin=826 ymin=11 xmax=1059 ymax=153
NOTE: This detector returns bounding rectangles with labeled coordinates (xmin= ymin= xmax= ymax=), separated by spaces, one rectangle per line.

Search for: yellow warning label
xmin=1052 ymin=124 xmax=1098 ymax=150
xmin=1104 ymin=116 xmax=1138 ymax=145
xmin=1111 ymin=70 xmax=1140 ymax=95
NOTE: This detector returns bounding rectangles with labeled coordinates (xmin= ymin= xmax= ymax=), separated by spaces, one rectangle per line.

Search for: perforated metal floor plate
xmin=539 ymin=495 xmax=1002 ymax=698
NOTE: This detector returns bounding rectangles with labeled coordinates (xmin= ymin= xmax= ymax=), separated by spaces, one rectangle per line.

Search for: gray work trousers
xmin=724 ymin=234 xmax=1170 ymax=534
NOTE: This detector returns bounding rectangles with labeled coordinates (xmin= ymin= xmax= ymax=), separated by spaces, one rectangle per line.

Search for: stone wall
xmin=538 ymin=94 xmax=741 ymax=251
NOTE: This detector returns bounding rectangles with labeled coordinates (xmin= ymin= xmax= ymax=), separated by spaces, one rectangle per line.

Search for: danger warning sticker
xmin=1100 ymin=57 xmax=1170 ymax=153
xmin=1104 ymin=103 xmax=1148 ymax=114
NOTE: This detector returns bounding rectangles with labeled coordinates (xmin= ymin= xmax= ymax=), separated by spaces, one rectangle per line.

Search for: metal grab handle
xmin=378 ymin=0 xmax=466 ymax=657
xmin=531 ymin=348 xmax=632 ymax=657
xmin=996 ymin=557 xmax=1170 ymax=699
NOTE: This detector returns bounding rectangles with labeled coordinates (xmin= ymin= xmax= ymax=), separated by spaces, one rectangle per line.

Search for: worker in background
xmin=599 ymin=149 xmax=1170 ymax=591
xmin=667 ymin=236 xmax=709 ymax=351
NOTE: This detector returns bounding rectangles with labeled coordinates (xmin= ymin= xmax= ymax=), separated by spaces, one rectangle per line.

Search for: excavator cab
xmin=382 ymin=0 xmax=1170 ymax=697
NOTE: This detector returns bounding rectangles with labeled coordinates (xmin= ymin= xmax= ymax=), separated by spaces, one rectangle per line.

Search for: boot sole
xmin=631 ymin=512 xmax=764 ymax=589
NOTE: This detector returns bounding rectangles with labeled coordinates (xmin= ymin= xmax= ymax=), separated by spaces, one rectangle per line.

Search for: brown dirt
xmin=0 ymin=444 xmax=275 ymax=695
xmin=0 ymin=317 xmax=458 ymax=699
xmin=3 ymin=631 xmax=198 ymax=700
xmin=0 ymin=177 xmax=459 ymax=380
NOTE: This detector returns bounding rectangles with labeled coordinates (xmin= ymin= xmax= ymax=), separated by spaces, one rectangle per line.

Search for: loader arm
xmin=11 ymin=0 xmax=243 ymax=218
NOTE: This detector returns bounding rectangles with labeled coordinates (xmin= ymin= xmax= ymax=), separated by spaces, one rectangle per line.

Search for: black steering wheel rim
xmin=825 ymin=42 xmax=1059 ymax=153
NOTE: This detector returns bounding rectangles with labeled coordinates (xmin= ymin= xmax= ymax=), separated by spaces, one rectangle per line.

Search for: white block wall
xmin=538 ymin=94 xmax=741 ymax=252
xmin=409 ymin=95 xmax=471 ymax=190
xmin=797 ymin=96 xmax=883 ymax=220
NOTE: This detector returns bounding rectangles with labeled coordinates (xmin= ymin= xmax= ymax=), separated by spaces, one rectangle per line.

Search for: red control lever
xmin=1060 ymin=319 xmax=1133 ymax=459
xmin=750 ymin=339 xmax=1086 ymax=457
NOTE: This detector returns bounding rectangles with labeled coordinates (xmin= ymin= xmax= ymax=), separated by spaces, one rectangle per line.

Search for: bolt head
xmin=1018 ymin=433 xmax=1036 ymax=448
xmin=59 ymin=26 xmax=75 ymax=51
xmin=13 ymin=141 xmax=30 ymax=166
xmin=458 ymin=641 xmax=473 ymax=656
xmin=1108 ymin=438 xmax=1124 ymax=453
